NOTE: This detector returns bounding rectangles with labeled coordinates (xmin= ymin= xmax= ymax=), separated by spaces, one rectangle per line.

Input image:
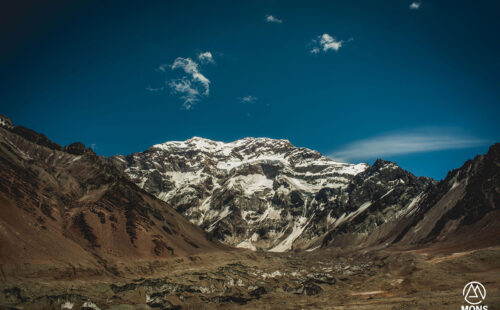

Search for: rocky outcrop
xmin=63 ymin=141 xmax=96 ymax=156
xmin=0 ymin=114 xmax=14 ymax=129
xmin=10 ymin=126 xmax=63 ymax=151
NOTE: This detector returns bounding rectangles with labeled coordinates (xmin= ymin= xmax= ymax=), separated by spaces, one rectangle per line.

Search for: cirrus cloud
xmin=330 ymin=128 xmax=488 ymax=162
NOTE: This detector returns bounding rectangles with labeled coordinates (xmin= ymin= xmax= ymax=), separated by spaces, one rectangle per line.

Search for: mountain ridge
xmin=0 ymin=125 xmax=226 ymax=278
xmin=111 ymin=136 xmax=439 ymax=252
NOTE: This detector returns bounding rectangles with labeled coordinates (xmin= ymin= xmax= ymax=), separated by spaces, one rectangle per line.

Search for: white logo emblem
xmin=463 ymin=281 xmax=486 ymax=305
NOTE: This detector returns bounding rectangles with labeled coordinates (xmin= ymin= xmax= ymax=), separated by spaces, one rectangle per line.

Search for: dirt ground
xmin=1 ymin=245 xmax=499 ymax=309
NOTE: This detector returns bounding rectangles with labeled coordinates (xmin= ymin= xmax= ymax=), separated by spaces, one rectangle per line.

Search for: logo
xmin=463 ymin=281 xmax=486 ymax=305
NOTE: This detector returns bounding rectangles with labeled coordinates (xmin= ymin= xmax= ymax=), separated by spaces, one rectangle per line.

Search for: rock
xmin=0 ymin=114 xmax=14 ymax=129
xmin=64 ymin=142 xmax=87 ymax=155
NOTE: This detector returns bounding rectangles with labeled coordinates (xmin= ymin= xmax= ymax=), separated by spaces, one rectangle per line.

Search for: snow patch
xmin=82 ymin=301 xmax=100 ymax=310
xmin=236 ymin=240 xmax=257 ymax=251
xmin=61 ymin=302 xmax=74 ymax=310
xmin=269 ymin=216 xmax=312 ymax=252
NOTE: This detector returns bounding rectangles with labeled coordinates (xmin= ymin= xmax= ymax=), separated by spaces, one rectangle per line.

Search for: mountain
xmin=0 ymin=127 xmax=223 ymax=278
xmin=1 ymin=122 xmax=498 ymax=310
xmin=111 ymin=137 xmax=436 ymax=252
xmin=386 ymin=143 xmax=499 ymax=248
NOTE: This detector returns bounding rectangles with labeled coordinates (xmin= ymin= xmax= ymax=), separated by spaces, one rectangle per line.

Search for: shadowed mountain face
xmin=392 ymin=143 xmax=500 ymax=247
xmin=321 ymin=143 xmax=500 ymax=250
xmin=0 ymin=127 xmax=223 ymax=277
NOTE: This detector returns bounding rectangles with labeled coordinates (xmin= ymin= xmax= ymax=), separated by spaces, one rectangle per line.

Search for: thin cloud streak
xmin=146 ymin=86 xmax=165 ymax=92
xmin=330 ymin=128 xmax=488 ymax=162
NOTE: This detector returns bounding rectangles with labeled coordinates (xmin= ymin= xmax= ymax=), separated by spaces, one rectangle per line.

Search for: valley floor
xmin=1 ymin=246 xmax=499 ymax=310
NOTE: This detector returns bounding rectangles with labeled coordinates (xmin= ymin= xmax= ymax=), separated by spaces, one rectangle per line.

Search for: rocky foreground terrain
xmin=1 ymin=246 xmax=499 ymax=309
xmin=0 ymin=119 xmax=499 ymax=309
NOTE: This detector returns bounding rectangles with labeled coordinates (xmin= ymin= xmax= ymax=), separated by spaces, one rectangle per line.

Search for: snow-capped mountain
xmin=111 ymin=137 xmax=434 ymax=251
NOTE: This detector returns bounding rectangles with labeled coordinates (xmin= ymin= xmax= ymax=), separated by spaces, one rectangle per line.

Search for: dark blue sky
xmin=1 ymin=0 xmax=498 ymax=179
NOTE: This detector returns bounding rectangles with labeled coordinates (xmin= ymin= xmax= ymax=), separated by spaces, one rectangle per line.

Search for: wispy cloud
xmin=198 ymin=51 xmax=215 ymax=64
xmin=330 ymin=128 xmax=488 ymax=162
xmin=171 ymin=57 xmax=210 ymax=96
xmin=409 ymin=2 xmax=421 ymax=10
xmin=149 ymin=52 xmax=215 ymax=109
xmin=310 ymin=34 xmax=347 ymax=54
xmin=239 ymin=95 xmax=257 ymax=103
xmin=146 ymin=86 xmax=165 ymax=92
xmin=310 ymin=47 xmax=320 ymax=54
xmin=156 ymin=64 xmax=169 ymax=72
xmin=168 ymin=78 xmax=201 ymax=110
xmin=265 ymin=15 xmax=283 ymax=24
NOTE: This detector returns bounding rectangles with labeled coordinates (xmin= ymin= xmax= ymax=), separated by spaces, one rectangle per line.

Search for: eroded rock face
xmin=321 ymin=144 xmax=500 ymax=250
xmin=0 ymin=128 xmax=223 ymax=273
xmin=112 ymin=137 xmax=433 ymax=252
xmin=388 ymin=143 xmax=500 ymax=247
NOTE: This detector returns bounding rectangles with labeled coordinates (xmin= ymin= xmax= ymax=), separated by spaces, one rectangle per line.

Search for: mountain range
xmin=111 ymin=136 xmax=499 ymax=253
xmin=0 ymin=118 xmax=498 ymax=309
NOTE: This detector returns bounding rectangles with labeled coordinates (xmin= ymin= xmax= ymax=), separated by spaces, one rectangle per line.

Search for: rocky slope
xmin=392 ymin=143 xmax=499 ymax=247
xmin=321 ymin=143 xmax=500 ymax=250
xmin=112 ymin=137 xmax=435 ymax=252
xmin=0 ymin=127 xmax=224 ymax=278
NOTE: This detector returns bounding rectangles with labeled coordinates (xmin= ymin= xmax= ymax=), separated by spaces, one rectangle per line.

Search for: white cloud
xmin=171 ymin=57 xmax=210 ymax=96
xmin=320 ymin=34 xmax=342 ymax=52
xmin=310 ymin=33 xmax=344 ymax=54
xmin=330 ymin=128 xmax=487 ymax=162
xmin=239 ymin=95 xmax=257 ymax=103
xmin=165 ymin=56 xmax=213 ymax=109
xmin=171 ymin=57 xmax=198 ymax=75
xmin=409 ymin=2 xmax=421 ymax=10
xmin=151 ymin=52 xmax=214 ymax=109
xmin=156 ymin=64 xmax=169 ymax=72
xmin=310 ymin=47 xmax=320 ymax=54
xmin=168 ymin=78 xmax=200 ymax=110
xmin=146 ymin=86 xmax=165 ymax=92
xmin=198 ymin=51 xmax=215 ymax=64
xmin=266 ymin=15 xmax=283 ymax=24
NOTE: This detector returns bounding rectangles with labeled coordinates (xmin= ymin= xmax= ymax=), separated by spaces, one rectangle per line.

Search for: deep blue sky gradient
xmin=1 ymin=0 xmax=498 ymax=179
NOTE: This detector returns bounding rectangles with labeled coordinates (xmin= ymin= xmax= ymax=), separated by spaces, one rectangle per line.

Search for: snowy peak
xmin=150 ymin=136 xmax=367 ymax=176
xmin=114 ymin=136 xmax=427 ymax=252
